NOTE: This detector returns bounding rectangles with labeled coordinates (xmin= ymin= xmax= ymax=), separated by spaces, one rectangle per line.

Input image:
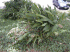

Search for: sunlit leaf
xmin=41 ymin=23 xmax=47 ymax=26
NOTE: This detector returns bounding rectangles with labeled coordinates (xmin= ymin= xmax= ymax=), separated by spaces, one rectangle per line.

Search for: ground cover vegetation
xmin=0 ymin=0 xmax=70 ymax=52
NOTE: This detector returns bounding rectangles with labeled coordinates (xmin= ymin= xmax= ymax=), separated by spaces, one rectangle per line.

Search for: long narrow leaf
xmin=41 ymin=23 xmax=47 ymax=26
xmin=36 ymin=14 xmax=46 ymax=18
xmin=33 ymin=37 xmax=37 ymax=47
xmin=51 ymin=24 xmax=58 ymax=32
xmin=33 ymin=23 xmax=41 ymax=28
xmin=36 ymin=14 xmax=54 ymax=25
xmin=45 ymin=10 xmax=54 ymax=17
xmin=43 ymin=24 xmax=50 ymax=32
xmin=18 ymin=33 xmax=29 ymax=40
xmin=38 ymin=37 xmax=42 ymax=44
xmin=27 ymin=37 xmax=33 ymax=44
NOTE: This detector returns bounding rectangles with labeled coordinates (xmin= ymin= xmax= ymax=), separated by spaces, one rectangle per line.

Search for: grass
xmin=0 ymin=9 xmax=70 ymax=52
xmin=0 ymin=9 xmax=19 ymax=51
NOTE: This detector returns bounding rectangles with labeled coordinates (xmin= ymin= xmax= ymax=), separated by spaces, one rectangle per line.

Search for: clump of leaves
xmin=2 ymin=0 xmax=33 ymax=20
xmin=22 ymin=4 xmax=66 ymax=45
xmin=8 ymin=3 xmax=67 ymax=50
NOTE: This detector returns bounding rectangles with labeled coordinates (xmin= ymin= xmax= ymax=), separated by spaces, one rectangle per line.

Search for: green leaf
xmin=41 ymin=18 xmax=49 ymax=21
xmin=43 ymin=24 xmax=50 ymax=32
xmin=36 ymin=20 xmax=43 ymax=23
xmin=25 ymin=13 xmax=36 ymax=20
xmin=36 ymin=14 xmax=46 ymax=18
xmin=41 ymin=23 xmax=47 ymax=26
xmin=33 ymin=23 xmax=40 ymax=28
xmin=61 ymin=13 xmax=66 ymax=20
xmin=51 ymin=24 xmax=58 ymax=32
xmin=48 ymin=20 xmax=54 ymax=25
xmin=33 ymin=37 xmax=37 ymax=47
xmin=27 ymin=37 xmax=33 ymax=44
xmin=38 ymin=37 xmax=42 ymax=44
xmin=46 ymin=33 xmax=50 ymax=37
xmin=18 ymin=33 xmax=29 ymax=40
xmin=36 ymin=14 xmax=54 ymax=25
xmin=45 ymin=10 xmax=53 ymax=17
xmin=31 ymin=3 xmax=41 ymax=14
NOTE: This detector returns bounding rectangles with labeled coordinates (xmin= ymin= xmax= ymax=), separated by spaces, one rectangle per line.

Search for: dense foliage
xmin=1 ymin=0 xmax=69 ymax=51
xmin=7 ymin=4 xmax=67 ymax=50
xmin=2 ymin=0 xmax=33 ymax=19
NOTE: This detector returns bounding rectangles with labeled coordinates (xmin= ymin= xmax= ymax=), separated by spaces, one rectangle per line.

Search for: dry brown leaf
xmin=58 ymin=24 xmax=63 ymax=28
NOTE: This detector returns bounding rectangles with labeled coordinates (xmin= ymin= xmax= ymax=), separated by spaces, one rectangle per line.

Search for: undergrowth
xmin=0 ymin=0 xmax=70 ymax=52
